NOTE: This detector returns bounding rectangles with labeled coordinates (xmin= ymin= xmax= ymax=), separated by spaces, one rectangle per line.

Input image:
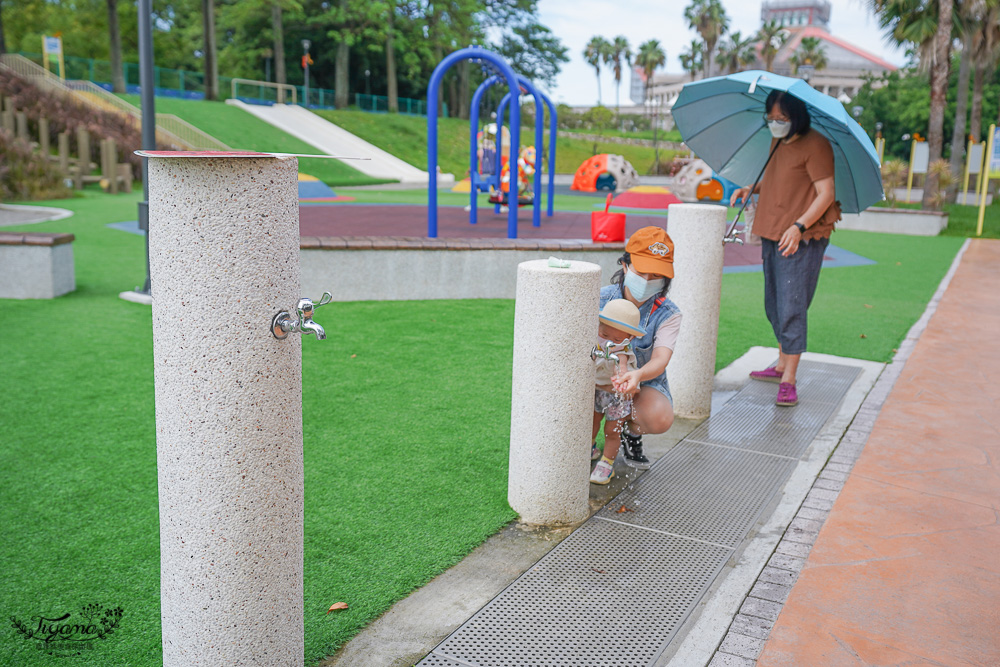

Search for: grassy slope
xmin=119 ymin=95 xmax=389 ymax=187
xmin=307 ymin=109 xmax=682 ymax=178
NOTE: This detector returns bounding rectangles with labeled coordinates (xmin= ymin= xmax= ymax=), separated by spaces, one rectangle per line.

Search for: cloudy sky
xmin=535 ymin=0 xmax=907 ymax=106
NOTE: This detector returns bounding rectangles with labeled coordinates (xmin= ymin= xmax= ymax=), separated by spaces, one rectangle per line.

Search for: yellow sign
xmin=41 ymin=35 xmax=66 ymax=79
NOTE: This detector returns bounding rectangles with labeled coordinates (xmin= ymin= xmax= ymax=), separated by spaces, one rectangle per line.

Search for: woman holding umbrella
xmin=729 ymin=90 xmax=841 ymax=407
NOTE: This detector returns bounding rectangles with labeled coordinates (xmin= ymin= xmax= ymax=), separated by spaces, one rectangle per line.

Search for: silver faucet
xmin=271 ymin=292 xmax=332 ymax=340
xmin=295 ymin=298 xmax=326 ymax=340
xmin=591 ymin=339 xmax=630 ymax=363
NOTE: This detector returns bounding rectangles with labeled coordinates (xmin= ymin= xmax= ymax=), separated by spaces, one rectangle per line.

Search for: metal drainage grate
xmin=419 ymin=360 xmax=861 ymax=667
xmin=431 ymin=519 xmax=730 ymax=667
xmin=595 ymin=442 xmax=795 ymax=548
xmin=685 ymin=361 xmax=861 ymax=458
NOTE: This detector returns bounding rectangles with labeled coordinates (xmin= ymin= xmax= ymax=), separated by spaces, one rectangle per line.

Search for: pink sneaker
xmin=776 ymin=382 xmax=798 ymax=406
xmin=749 ymin=366 xmax=783 ymax=382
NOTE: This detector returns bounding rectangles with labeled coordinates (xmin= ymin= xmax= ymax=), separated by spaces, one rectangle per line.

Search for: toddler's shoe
xmin=590 ymin=459 xmax=614 ymax=485
xmin=621 ymin=430 xmax=650 ymax=469
xmin=591 ymin=443 xmax=602 ymax=461
xmin=776 ymin=382 xmax=798 ymax=406
xmin=749 ymin=366 xmax=783 ymax=382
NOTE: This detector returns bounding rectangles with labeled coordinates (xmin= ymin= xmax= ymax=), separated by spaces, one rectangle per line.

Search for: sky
xmin=535 ymin=0 xmax=908 ymax=107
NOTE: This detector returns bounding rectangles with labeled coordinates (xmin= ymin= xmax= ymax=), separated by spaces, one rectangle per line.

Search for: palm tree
xmin=635 ymin=39 xmax=666 ymax=115
xmin=584 ymin=36 xmax=611 ymax=105
xmin=922 ymin=0 xmax=955 ymax=210
xmin=789 ymin=36 xmax=828 ymax=74
xmin=969 ymin=1 xmax=1000 ymax=141
xmin=715 ymin=30 xmax=757 ymax=74
xmin=680 ymin=40 xmax=703 ymax=80
xmin=684 ymin=0 xmax=729 ymax=78
xmin=757 ymin=19 xmax=787 ymax=72
xmin=606 ymin=36 xmax=632 ymax=117
xmin=869 ymin=0 xmax=954 ymax=209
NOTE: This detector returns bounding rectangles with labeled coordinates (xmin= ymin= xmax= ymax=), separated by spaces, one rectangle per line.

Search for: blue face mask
xmin=624 ymin=267 xmax=665 ymax=303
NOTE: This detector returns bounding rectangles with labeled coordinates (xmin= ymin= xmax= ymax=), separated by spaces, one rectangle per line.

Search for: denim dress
xmin=599 ymin=284 xmax=680 ymax=403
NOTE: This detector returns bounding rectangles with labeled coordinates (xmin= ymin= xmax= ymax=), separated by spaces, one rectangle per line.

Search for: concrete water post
xmin=146 ymin=154 xmax=304 ymax=665
xmin=508 ymin=259 xmax=600 ymax=525
xmin=666 ymin=203 xmax=727 ymax=419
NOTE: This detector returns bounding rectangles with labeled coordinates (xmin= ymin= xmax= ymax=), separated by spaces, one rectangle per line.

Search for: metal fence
xmin=17 ymin=52 xmax=431 ymax=115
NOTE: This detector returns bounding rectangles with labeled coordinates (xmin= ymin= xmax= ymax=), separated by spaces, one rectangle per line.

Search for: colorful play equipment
xmin=483 ymin=75 xmax=557 ymax=226
xmin=429 ymin=47 xmax=522 ymax=238
xmin=610 ymin=185 xmax=682 ymax=209
xmin=671 ymin=158 xmax=740 ymax=204
xmin=571 ymin=154 xmax=640 ymax=193
xmin=493 ymin=145 xmax=537 ymax=207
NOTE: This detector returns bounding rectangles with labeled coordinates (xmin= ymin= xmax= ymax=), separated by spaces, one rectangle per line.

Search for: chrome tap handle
xmin=271 ymin=292 xmax=331 ymax=340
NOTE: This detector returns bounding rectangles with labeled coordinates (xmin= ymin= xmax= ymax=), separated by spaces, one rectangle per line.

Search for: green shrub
xmin=0 ymin=129 xmax=71 ymax=201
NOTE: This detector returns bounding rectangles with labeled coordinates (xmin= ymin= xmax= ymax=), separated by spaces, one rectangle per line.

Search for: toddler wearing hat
xmin=590 ymin=299 xmax=646 ymax=485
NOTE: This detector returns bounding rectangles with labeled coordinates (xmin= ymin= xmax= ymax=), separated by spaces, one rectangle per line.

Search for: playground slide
xmin=226 ymin=99 xmax=453 ymax=184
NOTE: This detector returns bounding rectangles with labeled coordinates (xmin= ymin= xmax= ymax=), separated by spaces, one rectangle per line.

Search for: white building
xmin=634 ymin=0 xmax=896 ymax=115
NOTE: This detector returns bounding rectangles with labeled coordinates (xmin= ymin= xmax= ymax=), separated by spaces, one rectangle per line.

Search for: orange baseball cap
xmin=626 ymin=226 xmax=674 ymax=278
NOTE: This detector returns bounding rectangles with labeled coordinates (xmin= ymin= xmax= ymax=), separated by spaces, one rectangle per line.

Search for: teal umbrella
xmin=672 ymin=70 xmax=883 ymax=213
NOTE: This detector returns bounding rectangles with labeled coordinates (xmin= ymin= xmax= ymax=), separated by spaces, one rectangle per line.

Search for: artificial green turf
xmin=0 ymin=191 xmax=516 ymax=665
xmin=118 ymin=95 xmax=389 ymax=188
xmin=0 ymin=188 xmax=968 ymax=665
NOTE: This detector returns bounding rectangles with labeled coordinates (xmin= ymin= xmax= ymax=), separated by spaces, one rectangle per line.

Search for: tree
xmin=106 ymin=0 xmax=126 ymax=92
xmin=635 ymin=39 xmax=666 ymax=114
xmin=923 ymin=0 xmax=954 ymax=209
xmin=715 ymin=30 xmax=756 ymax=74
xmin=789 ymin=36 xmax=828 ymax=74
xmin=757 ymin=19 xmax=787 ymax=72
xmin=684 ymin=0 xmax=729 ymax=78
xmin=679 ymin=40 xmax=702 ymax=80
xmin=202 ymin=0 xmax=219 ymax=100
xmin=584 ymin=36 xmax=610 ymax=105
xmin=969 ymin=0 xmax=1000 ymax=141
xmin=605 ymin=36 xmax=631 ymax=116
xmin=496 ymin=22 xmax=568 ymax=90
xmin=871 ymin=0 xmax=954 ymax=208
xmin=272 ymin=3 xmax=286 ymax=90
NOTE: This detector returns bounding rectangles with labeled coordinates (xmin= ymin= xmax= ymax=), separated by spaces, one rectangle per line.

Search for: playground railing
xmin=354 ymin=93 xmax=429 ymax=116
xmin=0 ymin=54 xmax=228 ymax=151
xmin=231 ymin=78 xmax=297 ymax=105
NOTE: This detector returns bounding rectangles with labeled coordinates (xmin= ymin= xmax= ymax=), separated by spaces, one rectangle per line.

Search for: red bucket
xmin=591 ymin=193 xmax=625 ymax=242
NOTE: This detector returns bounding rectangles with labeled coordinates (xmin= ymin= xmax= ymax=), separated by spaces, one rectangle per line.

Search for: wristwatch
xmin=793 ymin=222 xmax=806 ymax=233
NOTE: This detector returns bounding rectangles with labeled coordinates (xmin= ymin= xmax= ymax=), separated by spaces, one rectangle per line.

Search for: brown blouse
xmin=754 ymin=129 xmax=840 ymax=242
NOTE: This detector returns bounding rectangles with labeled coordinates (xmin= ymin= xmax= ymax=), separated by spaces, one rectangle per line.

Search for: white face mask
xmin=768 ymin=119 xmax=791 ymax=139
xmin=624 ymin=267 xmax=665 ymax=303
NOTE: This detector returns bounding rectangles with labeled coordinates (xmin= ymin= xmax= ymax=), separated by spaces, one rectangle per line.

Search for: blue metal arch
xmin=427 ymin=48 xmax=521 ymax=238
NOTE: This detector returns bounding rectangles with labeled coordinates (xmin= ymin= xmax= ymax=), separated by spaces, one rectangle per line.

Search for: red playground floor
xmin=297 ymin=203 xmax=770 ymax=268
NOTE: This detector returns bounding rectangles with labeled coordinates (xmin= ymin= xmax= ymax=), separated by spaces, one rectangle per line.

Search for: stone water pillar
xmin=667 ymin=203 xmax=727 ymax=419
xmin=146 ymin=153 xmax=303 ymax=665
xmin=508 ymin=259 xmax=600 ymax=525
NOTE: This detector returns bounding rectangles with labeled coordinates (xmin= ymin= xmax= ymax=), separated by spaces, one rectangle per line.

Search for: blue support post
xmin=428 ymin=47 xmax=521 ymax=239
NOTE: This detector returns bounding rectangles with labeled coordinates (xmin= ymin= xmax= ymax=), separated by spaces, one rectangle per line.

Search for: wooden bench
xmin=0 ymin=232 xmax=76 ymax=299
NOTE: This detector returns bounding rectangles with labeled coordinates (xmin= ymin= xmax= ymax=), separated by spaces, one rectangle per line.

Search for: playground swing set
xmin=427 ymin=47 xmax=556 ymax=239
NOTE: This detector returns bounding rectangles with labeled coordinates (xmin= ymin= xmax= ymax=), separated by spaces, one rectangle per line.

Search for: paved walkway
xmin=734 ymin=238 xmax=1000 ymax=666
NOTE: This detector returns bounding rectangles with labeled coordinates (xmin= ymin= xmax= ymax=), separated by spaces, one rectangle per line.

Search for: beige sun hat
xmin=599 ymin=299 xmax=646 ymax=337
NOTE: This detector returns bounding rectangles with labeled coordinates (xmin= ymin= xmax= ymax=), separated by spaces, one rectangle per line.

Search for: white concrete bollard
xmin=147 ymin=154 xmax=304 ymax=665
xmin=666 ymin=204 xmax=727 ymax=419
xmin=508 ymin=259 xmax=600 ymax=525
